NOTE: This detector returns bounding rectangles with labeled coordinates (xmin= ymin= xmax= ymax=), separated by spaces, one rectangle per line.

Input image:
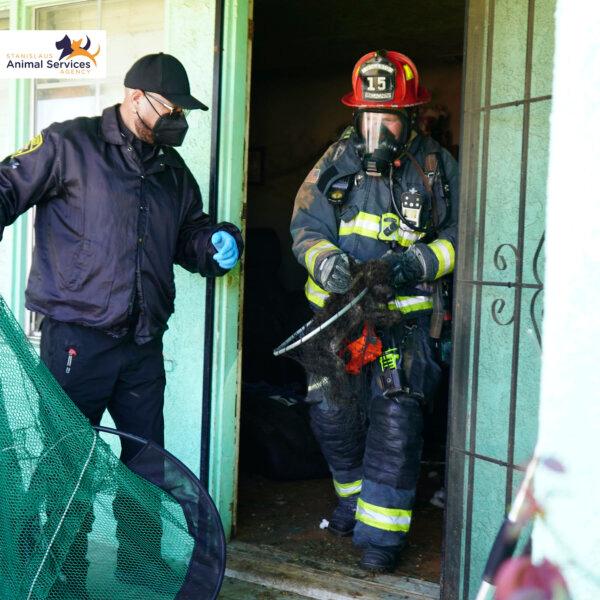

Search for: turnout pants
xmin=308 ymin=318 xmax=441 ymax=548
xmin=39 ymin=317 xmax=166 ymax=573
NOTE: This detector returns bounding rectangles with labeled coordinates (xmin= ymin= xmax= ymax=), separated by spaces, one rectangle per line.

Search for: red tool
xmin=342 ymin=323 xmax=382 ymax=375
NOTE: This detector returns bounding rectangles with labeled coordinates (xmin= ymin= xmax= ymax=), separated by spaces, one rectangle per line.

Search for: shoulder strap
xmin=406 ymin=151 xmax=439 ymax=230
xmin=406 ymin=150 xmax=452 ymax=234
xmin=406 ymin=151 xmax=433 ymax=195
xmin=428 ymin=151 xmax=451 ymax=231
xmin=424 ymin=153 xmax=439 ymax=188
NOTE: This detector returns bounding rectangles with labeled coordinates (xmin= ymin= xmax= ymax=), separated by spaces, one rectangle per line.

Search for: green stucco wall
xmin=447 ymin=0 xmax=555 ymax=597
xmin=161 ymin=0 xmax=217 ymax=485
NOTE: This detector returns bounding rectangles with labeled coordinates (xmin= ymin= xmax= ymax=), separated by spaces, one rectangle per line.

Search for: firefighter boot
xmin=359 ymin=542 xmax=404 ymax=573
xmin=328 ymin=496 xmax=357 ymax=537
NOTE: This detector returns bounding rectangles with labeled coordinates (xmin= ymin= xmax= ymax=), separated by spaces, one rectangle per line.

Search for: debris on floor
xmin=430 ymin=488 xmax=445 ymax=509
xmin=235 ymin=473 xmax=443 ymax=582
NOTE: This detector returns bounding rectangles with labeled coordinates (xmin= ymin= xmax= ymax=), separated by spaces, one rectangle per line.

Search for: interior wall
xmin=247 ymin=61 xmax=463 ymax=291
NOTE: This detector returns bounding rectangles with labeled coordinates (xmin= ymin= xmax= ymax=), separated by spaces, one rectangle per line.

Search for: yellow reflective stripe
xmin=356 ymin=499 xmax=412 ymax=532
xmin=428 ymin=238 xmax=455 ymax=279
xmin=396 ymin=234 xmax=420 ymax=247
xmin=339 ymin=211 xmax=380 ymax=240
xmin=398 ymin=230 xmax=424 ymax=247
xmin=333 ymin=479 xmax=362 ymax=497
xmin=387 ymin=295 xmax=433 ymax=313
xmin=305 ymin=277 xmax=330 ymax=308
xmin=304 ymin=240 xmax=338 ymax=278
xmin=358 ymin=500 xmax=411 ymax=518
xmin=338 ymin=210 xmax=427 ymax=247
xmin=356 ymin=514 xmax=410 ymax=533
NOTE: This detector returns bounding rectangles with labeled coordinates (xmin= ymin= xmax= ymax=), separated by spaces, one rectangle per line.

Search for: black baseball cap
xmin=124 ymin=53 xmax=208 ymax=111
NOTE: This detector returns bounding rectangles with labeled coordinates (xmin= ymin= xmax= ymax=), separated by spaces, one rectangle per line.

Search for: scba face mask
xmin=356 ymin=110 xmax=411 ymax=176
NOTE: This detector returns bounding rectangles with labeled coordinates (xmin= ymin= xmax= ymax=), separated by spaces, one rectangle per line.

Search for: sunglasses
xmin=144 ymin=92 xmax=190 ymax=118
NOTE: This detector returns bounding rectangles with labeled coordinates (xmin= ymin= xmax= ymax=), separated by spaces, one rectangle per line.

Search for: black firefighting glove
xmin=383 ymin=246 xmax=426 ymax=288
xmin=316 ymin=252 xmax=353 ymax=294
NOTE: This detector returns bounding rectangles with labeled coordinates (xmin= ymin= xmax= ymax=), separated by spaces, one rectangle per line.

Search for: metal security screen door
xmin=444 ymin=0 xmax=555 ymax=598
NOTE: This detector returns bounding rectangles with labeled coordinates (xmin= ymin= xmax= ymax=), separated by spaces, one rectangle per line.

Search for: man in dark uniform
xmin=0 ymin=53 xmax=243 ymax=597
xmin=291 ymin=50 xmax=457 ymax=572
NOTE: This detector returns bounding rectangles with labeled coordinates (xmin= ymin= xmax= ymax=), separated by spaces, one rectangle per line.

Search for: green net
xmin=0 ymin=297 xmax=225 ymax=600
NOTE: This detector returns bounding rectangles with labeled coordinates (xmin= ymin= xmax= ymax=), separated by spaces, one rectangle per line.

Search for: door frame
xmin=205 ymin=0 xmax=253 ymax=538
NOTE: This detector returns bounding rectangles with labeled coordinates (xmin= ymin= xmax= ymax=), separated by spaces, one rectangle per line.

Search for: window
xmin=25 ymin=0 xmax=165 ymax=337
xmin=0 ymin=10 xmax=10 ymax=158
xmin=0 ymin=10 xmax=11 ymax=304
xmin=34 ymin=0 xmax=166 ymax=129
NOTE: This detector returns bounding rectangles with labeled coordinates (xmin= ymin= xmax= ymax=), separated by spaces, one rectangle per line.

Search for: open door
xmin=236 ymin=0 xmax=465 ymax=594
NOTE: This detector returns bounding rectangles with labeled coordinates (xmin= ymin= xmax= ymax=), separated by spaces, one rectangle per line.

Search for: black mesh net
xmin=274 ymin=259 xmax=404 ymax=406
xmin=0 ymin=296 xmax=225 ymax=600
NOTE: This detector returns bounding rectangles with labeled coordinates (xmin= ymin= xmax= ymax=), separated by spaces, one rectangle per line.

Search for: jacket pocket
xmin=64 ymin=238 xmax=94 ymax=291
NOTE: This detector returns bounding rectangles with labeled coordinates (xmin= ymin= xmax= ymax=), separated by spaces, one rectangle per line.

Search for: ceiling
xmin=252 ymin=0 xmax=466 ymax=76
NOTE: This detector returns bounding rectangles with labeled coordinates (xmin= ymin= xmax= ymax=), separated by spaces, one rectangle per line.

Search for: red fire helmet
xmin=341 ymin=50 xmax=431 ymax=109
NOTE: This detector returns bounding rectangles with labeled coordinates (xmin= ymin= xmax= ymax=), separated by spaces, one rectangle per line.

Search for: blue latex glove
xmin=211 ymin=231 xmax=239 ymax=269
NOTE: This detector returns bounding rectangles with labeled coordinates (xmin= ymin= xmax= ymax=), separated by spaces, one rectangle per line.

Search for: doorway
xmin=236 ymin=0 xmax=465 ymax=590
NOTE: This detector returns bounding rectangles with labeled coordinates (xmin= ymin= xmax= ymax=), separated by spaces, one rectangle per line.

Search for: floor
xmin=224 ymin=540 xmax=440 ymax=600
xmin=234 ymin=467 xmax=445 ymax=583
xmin=220 ymin=577 xmax=309 ymax=599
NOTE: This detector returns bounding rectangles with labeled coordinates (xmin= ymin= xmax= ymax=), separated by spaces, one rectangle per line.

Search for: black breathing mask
xmin=355 ymin=110 xmax=411 ymax=176
xmin=150 ymin=113 xmax=189 ymax=147
xmin=137 ymin=93 xmax=189 ymax=147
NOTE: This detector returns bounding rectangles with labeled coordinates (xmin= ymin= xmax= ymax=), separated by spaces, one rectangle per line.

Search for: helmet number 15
xmin=366 ymin=76 xmax=387 ymax=91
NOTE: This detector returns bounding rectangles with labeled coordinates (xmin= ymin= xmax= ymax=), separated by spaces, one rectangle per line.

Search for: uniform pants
xmin=39 ymin=317 xmax=166 ymax=572
xmin=308 ymin=319 xmax=441 ymax=548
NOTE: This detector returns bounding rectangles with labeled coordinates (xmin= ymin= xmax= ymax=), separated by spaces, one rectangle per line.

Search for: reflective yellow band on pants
xmin=355 ymin=499 xmax=412 ymax=532
xmin=387 ymin=295 xmax=433 ymax=314
xmin=428 ymin=238 xmax=455 ymax=279
xmin=304 ymin=240 xmax=339 ymax=279
xmin=333 ymin=479 xmax=362 ymax=498
xmin=305 ymin=276 xmax=330 ymax=308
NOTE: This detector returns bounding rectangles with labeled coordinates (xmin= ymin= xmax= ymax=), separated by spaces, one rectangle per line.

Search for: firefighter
xmin=291 ymin=50 xmax=457 ymax=572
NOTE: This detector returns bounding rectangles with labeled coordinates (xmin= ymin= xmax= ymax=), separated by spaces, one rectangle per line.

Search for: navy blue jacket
xmin=291 ymin=132 xmax=458 ymax=313
xmin=0 ymin=105 xmax=243 ymax=343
